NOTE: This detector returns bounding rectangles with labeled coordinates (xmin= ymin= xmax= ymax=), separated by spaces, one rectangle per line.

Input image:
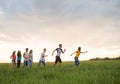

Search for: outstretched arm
xmin=45 ymin=55 xmax=48 ymax=57
xmin=70 ymin=51 xmax=76 ymax=56
xmin=81 ymin=51 xmax=88 ymax=54
xmin=52 ymin=49 xmax=56 ymax=56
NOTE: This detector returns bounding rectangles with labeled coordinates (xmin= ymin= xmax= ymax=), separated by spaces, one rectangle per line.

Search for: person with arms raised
xmin=70 ymin=47 xmax=87 ymax=68
xmin=52 ymin=44 xmax=66 ymax=67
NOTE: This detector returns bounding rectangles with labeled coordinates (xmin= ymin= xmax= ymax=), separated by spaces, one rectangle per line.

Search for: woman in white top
xmin=29 ymin=50 xmax=33 ymax=68
xmin=38 ymin=48 xmax=47 ymax=67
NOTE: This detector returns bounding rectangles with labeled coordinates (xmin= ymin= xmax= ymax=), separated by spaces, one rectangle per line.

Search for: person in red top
xmin=10 ymin=51 xmax=16 ymax=68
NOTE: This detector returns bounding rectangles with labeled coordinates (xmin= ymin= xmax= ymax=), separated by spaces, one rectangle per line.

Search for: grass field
xmin=0 ymin=60 xmax=120 ymax=84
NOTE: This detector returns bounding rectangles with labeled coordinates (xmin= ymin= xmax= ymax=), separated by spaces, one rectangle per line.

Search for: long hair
xmin=12 ymin=51 xmax=16 ymax=55
xmin=29 ymin=50 xmax=33 ymax=54
xmin=17 ymin=51 xmax=21 ymax=56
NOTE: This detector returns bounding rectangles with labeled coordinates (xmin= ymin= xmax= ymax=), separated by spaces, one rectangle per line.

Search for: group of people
xmin=10 ymin=44 xmax=87 ymax=69
xmin=10 ymin=48 xmax=33 ymax=68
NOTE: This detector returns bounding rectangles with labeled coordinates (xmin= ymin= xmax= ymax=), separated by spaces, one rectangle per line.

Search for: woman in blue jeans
xmin=29 ymin=50 xmax=33 ymax=68
xmin=70 ymin=47 xmax=87 ymax=67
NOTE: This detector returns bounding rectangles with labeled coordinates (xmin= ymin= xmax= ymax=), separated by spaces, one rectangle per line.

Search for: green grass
xmin=0 ymin=60 xmax=120 ymax=84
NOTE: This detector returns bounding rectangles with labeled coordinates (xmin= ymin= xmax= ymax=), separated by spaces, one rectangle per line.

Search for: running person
xmin=70 ymin=47 xmax=87 ymax=67
xmin=38 ymin=48 xmax=48 ymax=67
xmin=52 ymin=44 xmax=66 ymax=67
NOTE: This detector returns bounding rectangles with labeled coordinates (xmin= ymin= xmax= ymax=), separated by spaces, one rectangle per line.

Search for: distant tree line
xmin=90 ymin=56 xmax=120 ymax=61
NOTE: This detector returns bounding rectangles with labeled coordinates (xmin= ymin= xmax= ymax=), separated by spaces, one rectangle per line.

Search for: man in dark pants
xmin=52 ymin=44 xmax=66 ymax=67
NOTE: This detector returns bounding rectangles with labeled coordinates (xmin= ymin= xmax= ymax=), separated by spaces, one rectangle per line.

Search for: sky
xmin=0 ymin=0 xmax=120 ymax=63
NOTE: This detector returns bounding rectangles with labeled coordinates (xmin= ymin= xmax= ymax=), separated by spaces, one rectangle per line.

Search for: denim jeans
xmin=74 ymin=57 xmax=80 ymax=66
xmin=38 ymin=60 xmax=46 ymax=67
xmin=29 ymin=60 xmax=32 ymax=68
xmin=23 ymin=60 xmax=28 ymax=68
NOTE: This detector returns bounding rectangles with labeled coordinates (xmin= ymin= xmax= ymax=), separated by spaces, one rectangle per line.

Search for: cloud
xmin=0 ymin=6 xmax=4 ymax=17
xmin=0 ymin=11 xmax=3 ymax=15
xmin=0 ymin=15 xmax=120 ymax=48
xmin=0 ymin=0 xmax=120 ymax=47
xmin=0 ymin=0 xmax=120 ymax=62
xmin=0 ymin=0 xmax=120 ymax=19
xmin=31 ymin=0 xmax=120 ymax=19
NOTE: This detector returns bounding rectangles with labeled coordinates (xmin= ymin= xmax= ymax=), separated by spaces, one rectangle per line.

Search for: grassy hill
xmin=0 ymin=60 xmax=120 ymax=84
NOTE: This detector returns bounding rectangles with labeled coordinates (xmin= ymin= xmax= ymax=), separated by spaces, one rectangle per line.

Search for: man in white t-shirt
xmin=38 ymin=48 xmax=48 ymax=67
xmin=52 ymin=44 xmax=66 ymax=67
xmin=23 ymin=48 xmax=29 ymax=68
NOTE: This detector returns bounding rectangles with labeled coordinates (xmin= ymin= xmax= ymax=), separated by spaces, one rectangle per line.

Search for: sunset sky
xmin=0 ymin=0 xmax=120 ymax=63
